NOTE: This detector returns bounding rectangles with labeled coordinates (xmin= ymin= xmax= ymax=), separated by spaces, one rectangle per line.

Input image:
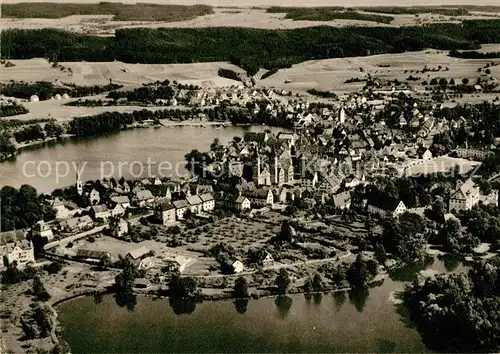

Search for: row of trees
xmin=3 ymin=21 xmax=500 ymax=74
xmin=68 ymin=110 xmax=158 ymax=137
xmin=107 ymin=84 xmax=175 ymax=103
xmin=0 ymin=102 xmax=28 ymax=117
xmin=12 ymin=121 xmax=63 ymax=143
xmin=449 ymin=49 xmax=500 ymax=59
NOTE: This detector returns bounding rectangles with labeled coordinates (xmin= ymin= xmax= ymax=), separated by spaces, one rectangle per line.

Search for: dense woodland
xmin=1 ymin=3 xmax=213 ymax=22
xmin=267 ymin=7 xmax=394 ymax=24
xmin=404 ymin=258 xmax=500 ymax=352
xmin=0 ymin=81 xmax=122 ymax=101
xmin=2 ymin=20 xmax=500 ymax=75
xmin=0 ymin=102 xmax=28 ymax=117
xmin=357 ymin=6 xmax=470 ymax=16
xmin=0 ymin=185 xmax=55 ymax=231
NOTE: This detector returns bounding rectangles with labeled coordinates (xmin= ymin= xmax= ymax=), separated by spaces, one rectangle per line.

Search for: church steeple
xmin=76 ymin=165 xmax=83 ymax=196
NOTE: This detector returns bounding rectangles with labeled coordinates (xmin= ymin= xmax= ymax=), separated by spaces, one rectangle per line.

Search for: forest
xmin=2 ymin=20 xmax=500 ymax=75
xmin=267 ymin=7 xmax=394 ymax=24
xmin=0 ymin=81 xmax=122 ymax=101
xmin=1 ymin=3 xmax=213 ymax=22
xmin=356 ymin=6 xmax=469 ymax=16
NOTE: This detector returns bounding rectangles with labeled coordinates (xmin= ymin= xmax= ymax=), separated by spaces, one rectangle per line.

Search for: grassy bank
xmin=1 ymin=2 xmax=213 ymax=22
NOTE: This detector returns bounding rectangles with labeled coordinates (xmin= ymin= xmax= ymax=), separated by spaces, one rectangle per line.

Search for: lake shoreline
xmin=0 ymin=119 xmax=233 ymax=163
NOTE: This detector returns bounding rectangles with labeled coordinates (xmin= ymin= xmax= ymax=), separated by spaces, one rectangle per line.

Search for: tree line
xmin=2 ymin=2 xmax=213 ymax=22
xmin=0 ymin=81 xmax=122 ymax=100
xmin=2 ymin=20 xmax=500 ymax=75
xmin=268 ymin=7 xmax=394 ymax=24
xmin=0 ymin=101 xmax=28 ymax=117
xmin=449 ymin=49 xmax=500 ymax=59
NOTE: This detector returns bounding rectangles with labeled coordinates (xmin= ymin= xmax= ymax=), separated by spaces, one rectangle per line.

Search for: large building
xmin=449 ymin=179 xmax=480 ymax=212
xmin=0 ymin=230 xmax=35 ymax=269
xmin=449 ymin=179 xmax=498 ymax=212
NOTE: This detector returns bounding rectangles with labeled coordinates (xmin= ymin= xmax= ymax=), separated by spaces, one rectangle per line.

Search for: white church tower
xmin=339 ymin=107 xmax=346 ymax=124
xmin=76 ymin=166 xmax=83 ymax=196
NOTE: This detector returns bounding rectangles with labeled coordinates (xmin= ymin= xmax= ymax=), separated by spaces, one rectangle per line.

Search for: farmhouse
xmin=110 ymin=195 xmax=131 ymax=209
xmin=91 ymin=205 xmax=111 ymax=221
xmin=186 ymin=195 xmax=203 ymax=214
xmin=114 ymin=218 xmax=129 ymax=237
xmin=157 ymin=203 xmax=176 ymax=226
xmin=135 ymin=190 xmax=155 ymax=206
xmin=200 ymin=193 xmax=215 ymax=212
xmin=172 ymin=199 xmax=189 ymax=220
xmin=111 ymin=203 xmax=126 ymax=217
xmin=60 ymin=215 xmax=93 ymax=232
xmin=244 ymin=189 xmax=274 ymax=207
xmin=34 ymin=220 xmax=54 ymax=241
xmin=332 ymin=191 xmax=351 ymax=209
xmin=89 ymin=188 xmax=100 ymax=205
xmin=76 ymin=249 xmax=113 ymax=263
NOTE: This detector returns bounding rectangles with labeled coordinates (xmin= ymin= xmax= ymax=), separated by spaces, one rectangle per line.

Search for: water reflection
xmin=440 ymin=254 xmax=460 ymax=272
xmin=388 ymin=256 xmax=434 ymax=282
xmin=333 ymin=292 xmax=347 ymax=311
xmin=312 ymin=293 xmax=322 ymax=305
xmin=169 ymin=297 xmax=197 ymax=315
xmin=348 ymin=288 xmax=369 ymax=313
xmin=93 ymin=291 xmax=104 ymax=305
xmin=115 ymin=291 xmax=137 ymax=312
xmin=234 ymin=298 xmax=249 ymax=314
xmin=395 ymin=302 xmax=415 ymax=330
xmin=275 ymin=295 xmax=293 ymax=319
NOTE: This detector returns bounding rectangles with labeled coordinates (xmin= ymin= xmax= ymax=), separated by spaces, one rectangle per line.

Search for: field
xmin=1 ymin=47 xmax=499 ymax=123
xmin=259 ymin=45 xmax=500 ymax=93
xmin=402 ymin=156 xmax=482 ymax=176
xmin=0 ymin=59 xmax=245 ymax=87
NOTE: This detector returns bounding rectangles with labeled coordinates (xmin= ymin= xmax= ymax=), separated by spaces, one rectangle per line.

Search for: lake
xmin=0 ymin=125 xmax=284 ymax=194
xmin=57 ymin=256 xmax=467 ymax=353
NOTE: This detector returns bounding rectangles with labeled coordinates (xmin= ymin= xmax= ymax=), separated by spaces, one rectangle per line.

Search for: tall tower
xmin=274 ymin=155 xmax=278 ymax=185
xmin=76 ymin=165 xmax=83 ymax=196
xmin=257 ymin=153 xmax=261 ymax=185
xmin=339 ymin=107 xmax=346 ymax=124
